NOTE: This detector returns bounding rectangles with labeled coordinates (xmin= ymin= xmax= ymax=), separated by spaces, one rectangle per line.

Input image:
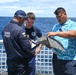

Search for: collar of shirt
xmin=61 ymin=19 xmax=71 ymax=26
xmin=10 ymin=20 xmax=20 ymax=26
xmin=59 ymin=19 xmax=71 ymax=31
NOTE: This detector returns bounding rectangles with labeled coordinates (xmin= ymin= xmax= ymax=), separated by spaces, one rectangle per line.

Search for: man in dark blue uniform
xmin=22 ymin=12 xmax=42 ymax=75
xmin=2 ymin=10 xmax=35 ymax=75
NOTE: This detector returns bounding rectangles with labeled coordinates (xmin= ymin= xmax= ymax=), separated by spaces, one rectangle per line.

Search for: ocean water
xmin=0 ymin=17 xmax=76 ymax=39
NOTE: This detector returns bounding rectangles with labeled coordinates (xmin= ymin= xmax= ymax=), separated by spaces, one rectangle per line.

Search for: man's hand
xmin=47 ymin=32 xmax=56 ymax=37
xmin=32 ymin=44 xmax=42 ymax=55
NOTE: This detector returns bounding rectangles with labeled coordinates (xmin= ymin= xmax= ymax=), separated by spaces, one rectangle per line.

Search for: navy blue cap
xmin=14 ymin=10 xmax=27 ymax=19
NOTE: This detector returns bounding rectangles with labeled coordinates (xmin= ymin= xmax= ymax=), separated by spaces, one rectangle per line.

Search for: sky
xmin=0 ymin=0 xmax=76 ymax=17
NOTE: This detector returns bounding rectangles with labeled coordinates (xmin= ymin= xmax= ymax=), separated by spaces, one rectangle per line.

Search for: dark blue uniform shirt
xmin=22 ymin=25 xmax=42 ymax=40
xmin=2 ymin=20 xmax=32 ymax=60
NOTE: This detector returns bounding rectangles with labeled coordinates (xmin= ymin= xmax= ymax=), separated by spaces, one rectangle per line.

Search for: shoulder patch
xmin=22 ymin=32 xmax=26 ymax=37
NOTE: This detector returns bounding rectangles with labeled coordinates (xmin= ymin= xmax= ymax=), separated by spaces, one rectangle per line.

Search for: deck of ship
xmin=0 ymin=73 xmax=54 ymax=75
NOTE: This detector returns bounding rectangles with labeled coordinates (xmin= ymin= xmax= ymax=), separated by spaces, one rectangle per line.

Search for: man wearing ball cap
xmin=2 ymin=10 xmax=34 ymax=75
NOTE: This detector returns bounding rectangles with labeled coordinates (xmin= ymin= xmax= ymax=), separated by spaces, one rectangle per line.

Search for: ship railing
xmin=0 ymin=40 xmax=53 ymax=74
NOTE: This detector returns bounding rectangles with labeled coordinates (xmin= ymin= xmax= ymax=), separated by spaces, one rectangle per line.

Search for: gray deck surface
xmin=0 ymin=73 xmax=54 ymax=75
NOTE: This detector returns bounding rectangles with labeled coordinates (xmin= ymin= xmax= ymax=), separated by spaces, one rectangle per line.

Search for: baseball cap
xmin=14 ymin=10 xmax=27 ymax=19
